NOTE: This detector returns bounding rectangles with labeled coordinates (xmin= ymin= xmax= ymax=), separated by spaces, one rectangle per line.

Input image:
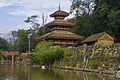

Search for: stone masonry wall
xmin=78 ymin=43 xmax=120 ymax=59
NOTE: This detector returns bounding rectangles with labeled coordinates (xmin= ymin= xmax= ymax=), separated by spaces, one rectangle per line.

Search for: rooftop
xmin=45 ymin=20 xmax=76 ymax=27
xmin=50 ymin=10 xmax=69 ymax=17
xmin=82 ymin=32 xmax=114 ymax=43
xmin=38 ymin=30 xmax=84 ymax=40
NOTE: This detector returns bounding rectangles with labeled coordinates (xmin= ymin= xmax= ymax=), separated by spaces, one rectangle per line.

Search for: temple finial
xmin=59 ymin=4 xmax=61 ymax=11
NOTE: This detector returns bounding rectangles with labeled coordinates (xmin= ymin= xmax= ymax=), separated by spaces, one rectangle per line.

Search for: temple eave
xmin=50 ymin=10 xmax=69 ymax=17
xmin=42 ymin=36 xmax=83 ymax=40
xmin=45 ymin=22 xmax=76 ymax=27
xmin=50 ymin=42 xmax=77 ymax=45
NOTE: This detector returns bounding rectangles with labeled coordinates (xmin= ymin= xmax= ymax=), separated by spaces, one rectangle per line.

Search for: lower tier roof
xmin=38 ymin=30 xmax=84 ymax=40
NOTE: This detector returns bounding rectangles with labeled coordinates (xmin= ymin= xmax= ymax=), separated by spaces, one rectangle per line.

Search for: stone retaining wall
xmin=78 ymin=43 xmax=120 ymax=58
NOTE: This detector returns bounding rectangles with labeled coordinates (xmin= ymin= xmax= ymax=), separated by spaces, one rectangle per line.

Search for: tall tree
xmin=0 ymin=37 xmax=8 ymax=51
xmin=70 ymin=15 xmax=94 ymax=36
xmin=70 ymin=0 xmax=120 ymax=37
xmin=16 ymin=29 xmax=38 ymax=53
xmin=16 ymin=29 xmax=28 ymax=53
xmin=92 ymin=0 xmax=120 ymax=36
xmin=10 ymin=31 xmax=17 ymax=51
xmin=25 ymin=13 xmax=48 ymax=35
xmin=70 ymin=0 xmax=95 ymax=36
xmin=25 ymin=15 xmax=40 ymax=34
xmin=70 ymin=0 xmax=95 ymax=16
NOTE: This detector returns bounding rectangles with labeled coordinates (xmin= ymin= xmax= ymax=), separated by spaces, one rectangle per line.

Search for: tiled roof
xmin=45 ymin=20 xmax=76 ymax=27
xmin=38 ymin=30 xmax=84 ymax=40
xmin=82 ymin=32 xmax=113 ymax=43
xmin=50 ymin=10 xmax=69 ymax=17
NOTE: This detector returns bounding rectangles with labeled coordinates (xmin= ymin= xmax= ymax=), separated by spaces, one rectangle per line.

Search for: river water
xmin=0 ymin=64 xmax=119 ymax=80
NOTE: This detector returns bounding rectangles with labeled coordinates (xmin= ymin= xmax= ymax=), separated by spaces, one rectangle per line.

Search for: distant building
xmin=37 ymin=7 xmax=84 ymax=47
xmin=82 ymin=32 xmax=115 ymax=45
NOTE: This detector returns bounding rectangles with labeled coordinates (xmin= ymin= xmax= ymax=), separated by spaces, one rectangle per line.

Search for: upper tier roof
xmin=50 ymin=10 xmax=69 ymax=17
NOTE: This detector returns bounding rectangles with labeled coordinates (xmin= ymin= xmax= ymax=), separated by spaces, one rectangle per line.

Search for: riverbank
xmin=30 ymin=64 xmax=120 ymax=79
xmin=30 ymin=64 xmax=118 ymax=75
xmin=54 ymin=66 xmax=120 ymax=79
xmin=54 ymin=66 xmax=116 ymax=75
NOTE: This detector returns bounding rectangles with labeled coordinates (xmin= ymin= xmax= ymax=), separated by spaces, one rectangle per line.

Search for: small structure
xmin=1 ymin=52 xmax=19 ymax=64
xmin=82 ymin=32 xmax=115 ymax=45
xmin=37 ymin=6 xmax=84 ymax=47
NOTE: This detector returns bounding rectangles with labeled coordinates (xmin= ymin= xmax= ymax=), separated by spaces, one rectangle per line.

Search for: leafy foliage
xmin=64 ymin=48 xmax=74 ymax=58
xmin=30 ymin=41 xmax=64 ymax=66
xmin=70 ymin=15 xmax=93 ymax=36
xmin=16 ymin=29 xmax=29 ymax=53
xmin=16 ymin=29 xmax=38 ymax=53
xmin=70 ymin=0 xmax=95 ymax=16
xmin=70 ymin=0 xmax=120 ymax=37
xmin=0 ymin=37 xmax=8 ymax=51
xmin=88 ymin=59 xmax=102 ymax=69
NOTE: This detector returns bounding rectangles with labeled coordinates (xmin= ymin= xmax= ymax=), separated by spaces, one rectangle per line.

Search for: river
xmin=0 ymin=64 xmax=119 ymax=80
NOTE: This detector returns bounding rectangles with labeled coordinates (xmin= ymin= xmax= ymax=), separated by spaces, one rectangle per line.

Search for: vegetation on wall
xmin=56 ymin=44 xmax=120 ymax=69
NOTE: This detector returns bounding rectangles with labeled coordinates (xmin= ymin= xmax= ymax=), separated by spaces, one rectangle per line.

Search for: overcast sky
xmin=0 ymin=0 xmax=73 ymax=34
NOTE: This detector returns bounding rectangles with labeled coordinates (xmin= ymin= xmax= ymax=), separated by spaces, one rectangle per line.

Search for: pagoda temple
xmin=38 ymin=7 xmax=84 ymax=47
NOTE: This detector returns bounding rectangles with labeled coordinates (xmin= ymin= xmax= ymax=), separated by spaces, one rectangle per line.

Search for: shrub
xmin=88 ymin=60 xmax=102 ymax=69
xmin=30 ymin=41 xmax=64 ymax=66
xmin=64 ymin=48 xmax=74 ymax=58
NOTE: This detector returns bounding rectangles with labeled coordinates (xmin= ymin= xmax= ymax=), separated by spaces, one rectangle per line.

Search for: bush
xmin=64 ymin=48 xmax=74 ymax=58
xmin=88 ymin=60 xmax=102 ymax=69
xmin=30 ymin=41 xmax=64 ymax=66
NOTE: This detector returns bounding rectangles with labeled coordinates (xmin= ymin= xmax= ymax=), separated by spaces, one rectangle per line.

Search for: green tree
xmin=16 ymin=29 xmax=29 ymax=53
xmin=108 ymin=9 xmax=120 ymax=37
xmin=0 ymin=37 xmax=8 ymax=51
xmin=24 ymin=15 xmax=40 ymax=32
xmin=9 ymin=31 xmax=17 ymax=51
xmin=70 ymin=0 xmax=95 ymax=16
xmin=16 ymin=29 xmax=38 ymax=53
xmin=70 ymin=15 xmax=93 ymax=36
xmin=91 ymin=0 xmax=120 ymax=35
xmin=70 ymin=0 xmax=120 ymax=37
xmin=30 ymin=41 xmax=64 ymax=66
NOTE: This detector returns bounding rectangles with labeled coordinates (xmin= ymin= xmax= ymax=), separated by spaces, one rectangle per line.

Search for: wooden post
xmin=12 ymin=54 xmax=14 ymax=64
xmin=11 ymin=54 xmax=14 ymax=74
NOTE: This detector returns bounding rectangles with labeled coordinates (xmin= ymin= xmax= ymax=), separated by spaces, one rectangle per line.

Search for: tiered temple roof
xmin=50 ymin=10 xmax=69 ymax=17
xmin=45 ymin=20 xmax=76 ymax=27
xmin=38 ymin=7 xmax=84 ymax=46
xmin=40 ymin=29 xmax=84 ymax=40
